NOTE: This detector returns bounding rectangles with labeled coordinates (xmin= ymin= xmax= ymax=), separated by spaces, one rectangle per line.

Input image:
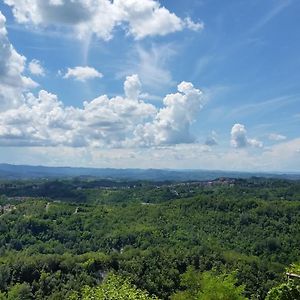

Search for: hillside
xmin=0 ymin=177 xmax=299 ymax=299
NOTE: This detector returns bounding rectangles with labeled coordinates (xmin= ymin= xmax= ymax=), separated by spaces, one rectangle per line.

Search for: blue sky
xmin=0 ymin=0 xmax=299 ymax=171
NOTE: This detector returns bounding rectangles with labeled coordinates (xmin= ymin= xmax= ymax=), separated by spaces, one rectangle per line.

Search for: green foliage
xmin=0 ymin=178 xmax=299 ymax=299
xmin=70 ymin=273 xmax=159 ymax=300
xmin=265 ymin=263 xmax=300 ymax=300
xmin=265 ymin=281 xmax=300 ymax=300
xmin=171 ymin=267 xmax=247 ymax=300
xmin=7 ymin=283 xmax=33 ymax=300
xmin=198 ymin=271 xmax=247 ymax=300
xmin=288 ymin=263 xmax=300 ymax=274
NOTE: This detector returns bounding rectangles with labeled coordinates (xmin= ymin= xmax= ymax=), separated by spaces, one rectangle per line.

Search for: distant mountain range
xmin=0 ymin=163 xmax=299 ymax=181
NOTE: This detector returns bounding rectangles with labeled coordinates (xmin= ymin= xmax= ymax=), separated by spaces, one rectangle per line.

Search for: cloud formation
xmin=0 ymin=11 xmax=37 ymax=111
xmin=28 ymin=59 xmax=45 ymax=76
xmin=4 ymin=0 xmax=203 ymax=40
xmin=63 ymin=66 xmax=103 ymax=81
xmin=0 ymin=73 xmax=204 ymax=148
xmin=230 ymin=124 xmax=263 ymax=148
xmin=134 ymin=81 xmax=204 ymax=146
xmin=0 ymin=11 xmax=204 ymax=148
xmin=124 ymin=74 xmax=141 ymax=100
xmin=268 ymin=133 xmax=287 ymax=141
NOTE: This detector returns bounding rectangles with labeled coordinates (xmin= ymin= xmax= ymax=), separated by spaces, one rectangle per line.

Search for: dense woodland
xmin=0 ymin=177 xmax=299 ymax=299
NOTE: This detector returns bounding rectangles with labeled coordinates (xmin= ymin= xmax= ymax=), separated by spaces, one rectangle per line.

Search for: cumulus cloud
xmin=134 ymin=81 xmax=204 ymax=146
xmin=63 ymin=66 xmax=103 ymax=81
xmin=268 ymin=133 xmax=286 ymax=141
xmin=4 ymin=0 xmax=203 ymax=40
xmin=230 ymin=124 xmax=263 ymax=148
xmin=0 ymin=75 xmax=154 ymax=147
xmin=0 ymin=11 xmax=37 ymax=111
xmin=0 ymin=11 xmax=204 ymax=148
xmin=28 ymin=59 xmax=45 ymax=76
xmin=0 ymin=73 xmax=205 ymax=148
xmin=124 ymin=74 xmax=141 ymax=100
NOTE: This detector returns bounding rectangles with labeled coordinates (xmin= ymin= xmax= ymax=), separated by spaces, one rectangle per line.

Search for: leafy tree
xmin=266 ymin=263 xmax=300 ymax=300
xmin=171 ymin=267 xmax=247 ymax=300
xmin=0 ymin=178 xmax=300 ymax=298
xmin=70 ymin=273 xmax=159 ymax=300
xmin=7 ymin=283 xmax=33 ymax=300
xmin=198 ymin=271 xmax=247 ymax=300
xmin=266 ymin=281 xmax=300 ymax=300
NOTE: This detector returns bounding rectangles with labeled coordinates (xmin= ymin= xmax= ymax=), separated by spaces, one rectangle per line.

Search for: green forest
xmin=0 ymin=177 xmax=299 ymax=299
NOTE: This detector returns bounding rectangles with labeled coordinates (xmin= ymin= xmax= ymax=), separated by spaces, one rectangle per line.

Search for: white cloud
xmin=0 ymin=11 xmax=37 ymax=111
xmin=230 ymin=124 xmax=248 ymax=148
xmin=0 ymin=73 xmax=205 ymax=148
xmin=49 ymin=0 xmax=63 ymax=5
xmin=124 ymin=74 xmax=141 ymax=100
xmin=184 ymin=17 xmax=204 ymax=31
xmin=230 ymin=123 xmax=263 ymax=148
xmin=247 ymin=138 xmax=263 ymax=148
xmin=0 ymin=11 xmax=7 ymax=35
xmin=268 ymin=133 xmax=287 ymax=141
xmin=0 ymin=12 xmax=204 ymax=149
xmin=28 ymin=59 xmax=45 ymax=76
xmin=4 ymin=0 xmax=203 ymax=40
xmin=63 ymin=66 xmax=103 ymax=81
xmin=115 ymin=0 xmax=183 ymax=39
xmin=134 ymin=81 xmax=204 ymax=146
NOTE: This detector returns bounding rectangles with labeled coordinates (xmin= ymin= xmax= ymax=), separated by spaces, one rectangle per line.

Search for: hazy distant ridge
xmin=0 ymin=164 xmax=299 ymax=181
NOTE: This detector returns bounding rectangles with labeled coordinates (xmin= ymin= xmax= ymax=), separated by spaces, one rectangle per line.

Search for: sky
xmin=0 ymin=0 xmax=299 ymax=172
